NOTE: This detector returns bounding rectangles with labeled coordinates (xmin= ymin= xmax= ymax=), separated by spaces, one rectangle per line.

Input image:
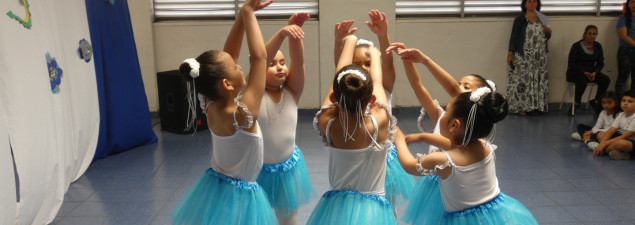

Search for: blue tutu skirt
xmin=257 ymin=146 xmax=317 ymax=217
xmin=306 ymin=190 xmax=398 ymax=225
xmin=171 ymin=168 xmax=278 ymax=225
xmin=402 ymin=175 xmax=444 ymax=225
xmin=438 ymin=193 xmax=538 ymax=225
xmin=385 ymin=144 xmax=415 ymax=206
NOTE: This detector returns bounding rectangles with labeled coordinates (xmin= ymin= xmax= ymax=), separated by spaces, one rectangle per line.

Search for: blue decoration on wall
xmin=78 ymin=39 xmax=93 ymax=62
xmin=46 ymin=52 xmax=63 ymax=93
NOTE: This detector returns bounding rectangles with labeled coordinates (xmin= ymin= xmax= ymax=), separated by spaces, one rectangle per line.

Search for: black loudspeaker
xmin=157 ymin=70 xmax=208 ymax=134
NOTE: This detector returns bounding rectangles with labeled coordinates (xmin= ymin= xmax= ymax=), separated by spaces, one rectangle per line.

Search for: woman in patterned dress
xmin=506 ymin=0 xmax=552 ymax=116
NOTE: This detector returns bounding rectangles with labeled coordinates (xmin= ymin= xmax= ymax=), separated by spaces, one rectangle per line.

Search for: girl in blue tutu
xmin=387 ymin=43 xmax=497 ymax=224
xmin=333 ymin=10 xmax=415 ymax=209
xmin=308 ymin=34 xmax=397 ymax=225
xmin=256 ymin=12 xmax=317 ymax=225
xmin=171 ymin=0 xmax=278 ymax=224
xmin=393 ymin=88 xmax=538 ymax=225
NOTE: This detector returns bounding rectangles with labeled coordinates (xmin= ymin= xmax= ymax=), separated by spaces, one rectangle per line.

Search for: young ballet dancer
xmin=256 ymin=12 xmax=316 ymax=225
xmin=333 ymin=10 xmax=414 ymax=209
xmin=386 ymin=43 xmax=496 ymax=224
xmin=307 ymin=34 xmax=397 ymax=225
xmin=386 ymin=43 xmax=495 ymax=149
xmin=571 ymin=91 xmax=619 ymax=149
xmin=394 ymin=89 xmax=538 ymax=224
xmin=170 ymin=0 xmax=278 ymax=224
xmin=593 ymin=90 xmax=635 ymax=160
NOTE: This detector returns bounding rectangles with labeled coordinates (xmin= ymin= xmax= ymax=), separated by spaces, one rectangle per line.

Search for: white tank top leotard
xmin=210 ymin=97 xmax=264 ymax=182
xmin=258 ymin=88 xmax=298 ymax=164
xmin=438 ymin=144 xmax=500 ymax=212
xmin=314 ymin=104 xmax=396 ymax=195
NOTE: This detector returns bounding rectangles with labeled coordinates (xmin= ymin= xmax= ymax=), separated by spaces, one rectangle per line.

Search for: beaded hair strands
xmin=183 ymin=58 xmax=200 ymax=133
xmin=461 ymin=87 xmax=491 ymax=146
xmin=336 ymin=69 xmax=368 ymax=143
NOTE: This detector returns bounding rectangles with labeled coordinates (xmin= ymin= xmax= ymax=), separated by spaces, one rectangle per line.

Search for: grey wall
xmin=131 ymin=0 xmax=621 ymax=111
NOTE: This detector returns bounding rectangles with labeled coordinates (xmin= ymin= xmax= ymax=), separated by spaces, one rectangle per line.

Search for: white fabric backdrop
xmin=0 ymin=109 xmax=16 ymax=225
xmin=0 ymin=0 xmax=100 ymax=224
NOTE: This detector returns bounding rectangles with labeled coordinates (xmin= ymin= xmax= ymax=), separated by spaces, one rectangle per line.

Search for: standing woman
xmin=566 ymin=25 xmax=610 ymax=115
xmin=506 ymin=0 xmax=552 ymax=116
xmin=617 ymin=0 xmax=635 ymax=96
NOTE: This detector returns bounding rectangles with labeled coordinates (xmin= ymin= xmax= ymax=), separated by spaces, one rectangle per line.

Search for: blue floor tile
xmin=59 ymin=107 xmax=634 ymax=224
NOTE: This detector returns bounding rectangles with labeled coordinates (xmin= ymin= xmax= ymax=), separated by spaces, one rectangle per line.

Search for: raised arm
xmin=239 ymin=0 xmax=270 ymax=118
xmin=223 ymin=9 xmax=244 ymax=62
xmin=265 ymin=24 xmax=304 ymax=63
xmin=368 ymin=46 xmax=387 ymax=105
xmin=322 ymin=34 xmax=357 ymax=107
xmin=333 ymin=20 xmax=357 ymax=66
xmin=285 ymin=13 xmax=309 ymax=101
xmin=404 ymin=132 xmax=451 ymax=150
xmin=223 ymin=0 xmax=272 ymax=62
xmin=388 ymin=44 xmax=462 ymax=97
xmin=422 ymin=56 xmax=462 ymax=97
xmin=387 ymin=43 xmax=440 ymax=122
xmin=394 ymin=127 xmax=449 ymax=176
xmin=366 ymin=10 xmax=396 ymax=93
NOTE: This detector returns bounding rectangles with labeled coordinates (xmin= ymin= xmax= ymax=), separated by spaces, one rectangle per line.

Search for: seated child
xmin=570 ymin=91 xmax=619 ymax=150
xmin=592 ymin=90 xmax=635 ymax=160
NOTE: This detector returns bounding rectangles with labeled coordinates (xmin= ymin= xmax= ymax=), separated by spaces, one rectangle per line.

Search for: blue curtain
xmin=85 ymin=0 xmax=157 ymax=160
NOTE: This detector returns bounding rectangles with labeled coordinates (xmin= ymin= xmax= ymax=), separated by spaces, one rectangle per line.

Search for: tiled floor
xmin=53 ymin=105 xmax=635 ymax=225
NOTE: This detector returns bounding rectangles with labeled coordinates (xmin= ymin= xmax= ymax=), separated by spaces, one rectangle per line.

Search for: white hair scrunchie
xmin=470 ymin=87 xmax=492 ymax=102
xmin=183 ymin=58 xmax=200 ymax=79
xmin=356 ymin=38 xmax=374 ymax=47
xmin=486 ymin=80 xmax=496 ymax=92
xmin=337 ymin=69 xmax=367 ymax=84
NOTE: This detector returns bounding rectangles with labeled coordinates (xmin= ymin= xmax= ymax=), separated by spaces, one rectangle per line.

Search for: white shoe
xmin=609 ymin=150 xmax=631 ymax=160
xmin=587 ymin=142 xmax=599 ymax=150
xmin=571 ymin=132 xmax=582 ymax=141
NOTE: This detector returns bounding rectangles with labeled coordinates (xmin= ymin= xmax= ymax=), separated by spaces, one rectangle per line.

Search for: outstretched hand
xmin=280 ymin=24 xmax=304 ymax=39
xmin=335 ymin=20 xmax=357 ymax=43
xmin=387 ymin=43 xmax=428 ymax=63
xmin=289 ymin=12 xmax=310 ymax=27
xmin=244 ymin=0 xmax=273 ymax=11
xmin=366 ymin=10 xmax=388 ymax=37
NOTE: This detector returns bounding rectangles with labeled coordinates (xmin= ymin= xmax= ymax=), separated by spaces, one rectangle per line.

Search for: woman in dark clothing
xmin=566 ymin=25 xmax=610 ymax=115
xmin=617 ymin=0 xmax=635 ymax=96
xmin=506 ymin=0 xmax=552 ymax=116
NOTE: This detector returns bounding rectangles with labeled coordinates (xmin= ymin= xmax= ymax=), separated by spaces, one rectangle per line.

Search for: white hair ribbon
xmin=462 ymin=87 xmax=492 ymax=146
xmin=356 ymin=38 xmax=374 ymax=47
xmin=337 ymin=69 xmax=367 ymax=84
xmin=486 ymin=80 xmax=496 ymax=92
xmin=470 ymin=87 xmax=492 ymax=102
xmin=183 ymin=58 xmax=200 ymax=79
